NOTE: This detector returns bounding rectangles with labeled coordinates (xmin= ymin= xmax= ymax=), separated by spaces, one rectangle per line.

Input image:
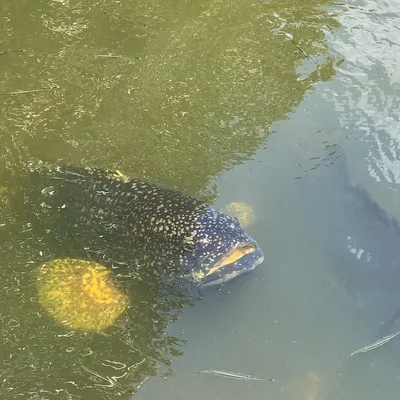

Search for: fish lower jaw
xmin=198 ymin=249 xmax=264 ymax=289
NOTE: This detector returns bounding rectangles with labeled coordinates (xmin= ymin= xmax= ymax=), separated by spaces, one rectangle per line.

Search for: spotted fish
xmin=7 ymin=162 xmax=264 ymax=289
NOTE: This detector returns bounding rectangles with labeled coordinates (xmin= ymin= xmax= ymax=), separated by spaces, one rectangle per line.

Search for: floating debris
xmin=0 ymin=50 xmax=24 ymax=56
xmin=284 ymin=32 xmax=318 ymax=65
xmin=94 ymin=54 xmax=124 ymax=59
xmin=81 ymin=364 xmax=135 ymax=394
xmin=198 ymin=369 xmax=274 ymax=382
xmin=0 ymin=88 xmax=52 ymax=96
xmin=350 ymin=330 xmax=400 ymax=356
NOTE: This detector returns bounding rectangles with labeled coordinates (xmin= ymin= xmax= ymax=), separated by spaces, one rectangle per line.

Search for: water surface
xmin=1 ymin=0 xmax=400 ymax=399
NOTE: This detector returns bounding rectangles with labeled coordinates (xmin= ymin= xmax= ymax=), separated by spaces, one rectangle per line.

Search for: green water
xmin=0 ymin=0 xmax=337 ymax=194
xmin=2 ymin=0 xmax=400 ymax=399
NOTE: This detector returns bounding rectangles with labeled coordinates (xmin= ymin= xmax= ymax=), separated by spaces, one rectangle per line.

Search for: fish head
xmin=184 ymin=206 xmax=264 ymax=289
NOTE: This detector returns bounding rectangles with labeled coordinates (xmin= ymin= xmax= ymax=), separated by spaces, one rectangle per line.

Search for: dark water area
xmin=1 ymin=0 xmax=400 ymax=399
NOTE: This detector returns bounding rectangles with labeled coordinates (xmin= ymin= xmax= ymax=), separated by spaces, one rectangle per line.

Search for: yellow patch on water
xmin=37 ymin=259 xmax=128 ymax=331
xmin=223 ymin=202 xmax=255 ymax=229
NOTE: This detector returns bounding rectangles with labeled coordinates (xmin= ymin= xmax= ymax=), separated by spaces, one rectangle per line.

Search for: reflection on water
xmin=321 ymin=0 xmax=400 ymax=219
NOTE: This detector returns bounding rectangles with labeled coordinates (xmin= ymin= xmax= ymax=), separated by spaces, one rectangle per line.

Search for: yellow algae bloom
xmin=37 ymin=259 xmax=128 ymax=331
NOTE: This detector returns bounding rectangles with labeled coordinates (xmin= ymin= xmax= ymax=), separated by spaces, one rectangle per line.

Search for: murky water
xmin=1 ymin=0 xmax=400 ymax=398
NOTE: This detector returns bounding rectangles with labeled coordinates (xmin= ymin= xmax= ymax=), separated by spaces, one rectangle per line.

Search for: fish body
xmin=7 ymin=162 xmax=264 ymax=289
xmin=299 ymin=153 xmax=400 ymax=398
xmin=299 ymin=154 xmax=400 ymax=333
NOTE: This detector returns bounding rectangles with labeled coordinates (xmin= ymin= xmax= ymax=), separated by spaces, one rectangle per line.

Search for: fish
xmin=297 ymin=152 xmax=400 ymax=399
xmin=197 ymin=369 xmax=272 ymax=382
xmin=298 ymin=153 xmax=400 ymax=334
xmin=6 ymin=161 xmax=264 ymax=289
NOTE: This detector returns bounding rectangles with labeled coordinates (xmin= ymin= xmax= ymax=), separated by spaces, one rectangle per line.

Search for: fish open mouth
xmin=199 ymin=242 xmax=264 ymax=289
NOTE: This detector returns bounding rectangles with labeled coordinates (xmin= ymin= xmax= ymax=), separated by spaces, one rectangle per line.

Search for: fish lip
xmin=198 ymin=247 xmax=264 ymax=289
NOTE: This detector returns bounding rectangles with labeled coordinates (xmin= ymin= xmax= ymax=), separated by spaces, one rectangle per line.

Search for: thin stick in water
xmin=284 ymin=33 xmax=318 ymax=65
xmin=0 ymin=88 xmax=52 ymax=96
xmin=94 ymin=54 xmax=123 ymax=59
xmin=0 ymin=50 xmax=24 ymax=56
xmin=198 ymin=369 xmax=274 ymax=382
xmin=351 ymin=330 xmax=400 ymax=356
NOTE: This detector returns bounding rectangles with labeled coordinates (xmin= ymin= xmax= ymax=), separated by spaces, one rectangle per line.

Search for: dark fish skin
xmin=7 ymin=162 xmax=264 ymax=287
xmin=297 ymin=153 xmax=400 ymax=399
